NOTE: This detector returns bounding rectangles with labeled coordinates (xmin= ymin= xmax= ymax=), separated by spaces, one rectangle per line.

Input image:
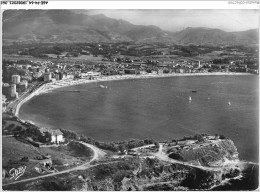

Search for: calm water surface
xmin=19 ymin=75 xmax=259 ymax=162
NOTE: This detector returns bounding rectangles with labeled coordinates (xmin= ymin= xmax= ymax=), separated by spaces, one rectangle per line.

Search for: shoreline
xmin=15 ymin=72 xmax=252 ymax=118
xmin=34 ymin=72 xmax=253 ymax=94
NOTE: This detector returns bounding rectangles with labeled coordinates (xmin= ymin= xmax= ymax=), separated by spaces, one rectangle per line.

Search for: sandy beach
xmin=37 ymin=72 xmax=251 ymax=95
xmin=14 ymin=72 xmax=252 ymax=117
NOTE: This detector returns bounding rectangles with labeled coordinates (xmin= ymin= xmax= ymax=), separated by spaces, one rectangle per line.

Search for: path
xmin=2 ymin=142 xmax=106 ymax=187
xmin=132 ymin=144 xmax=155 ymax=151
xmin=153 ymin=144 xmax=231 ymax=172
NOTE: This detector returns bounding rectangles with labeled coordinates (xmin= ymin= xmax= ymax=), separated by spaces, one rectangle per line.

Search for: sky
xmin=85 ymin=10 xmax=259 ymax=32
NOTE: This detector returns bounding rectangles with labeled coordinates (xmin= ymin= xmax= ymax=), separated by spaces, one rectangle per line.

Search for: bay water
xmin=19 ymin=75 xmax=259 ymax=163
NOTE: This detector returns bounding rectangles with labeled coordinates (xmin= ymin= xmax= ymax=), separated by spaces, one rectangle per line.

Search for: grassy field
xmin=39 ymin=141 xmax=93 ymax=170
xmin=3 ymin=157 xmax=140 ymax=191
xmin=2 ymin=119 xmax=27 ymax=135
xmin=2 ymin=137 xmax=40 ymax=166
xmin=2 ymin=137 xmax=42 ymax=182
xmin=2 ymin=137 xmax=93 ymax=183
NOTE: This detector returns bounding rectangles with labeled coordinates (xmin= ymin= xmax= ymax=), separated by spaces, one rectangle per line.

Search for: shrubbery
xmin=60 ymin=129 xmax=159 ymax=152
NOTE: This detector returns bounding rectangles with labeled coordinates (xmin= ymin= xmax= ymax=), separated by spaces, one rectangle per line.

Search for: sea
xmin=19 ymin=75 xmax=259 ymax=163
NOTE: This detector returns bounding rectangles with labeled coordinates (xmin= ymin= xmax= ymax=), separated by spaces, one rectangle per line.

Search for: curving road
xmin=2 ymin=142 xmax=106 ymax=187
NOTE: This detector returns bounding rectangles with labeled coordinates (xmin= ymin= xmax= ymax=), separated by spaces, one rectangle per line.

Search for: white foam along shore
xmin=14 ymin=72 xmax=252 ymax=117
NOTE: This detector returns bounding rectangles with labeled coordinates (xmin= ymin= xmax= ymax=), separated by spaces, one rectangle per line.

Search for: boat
xmin=99 ymin=85 xmax=107 ymax=89
xmin=228 ymin=101 xmax=231 ymax=105
xmin=189 ymin=96 xmax=192 ymax=101
xmin=191 ymin=90 xmax=197 ymax=93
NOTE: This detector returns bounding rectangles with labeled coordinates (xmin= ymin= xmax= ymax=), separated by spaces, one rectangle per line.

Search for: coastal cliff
xmin=67 ymin=138 xmax=245 ymax=191
xmin=2 ymin=119 xmax=257 ymax=191
xmin=74 ymin=136 xmax=254 ymax=191
xmin=78 ymin=156 xmax=242 ymax=191
xmin=168 ymin=139 xmax=239 ymax=167
xmin=2 ymin=135 xmax=258 ymax=191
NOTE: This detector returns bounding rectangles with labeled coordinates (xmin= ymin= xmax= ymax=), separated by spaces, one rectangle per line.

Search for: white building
xmin=43 ymin=73 xmax=52 ymax=82
xmin=11 ymin=84 xmax=18 ymax=98
xmin=50 ymin=129 xmax=64 ymax=143
xmin=12 ymin=75 xmax=21 ymax=84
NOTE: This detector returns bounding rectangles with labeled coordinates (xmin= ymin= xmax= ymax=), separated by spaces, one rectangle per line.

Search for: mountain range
xmin=2 ymin=10 xmax=259 ymax=45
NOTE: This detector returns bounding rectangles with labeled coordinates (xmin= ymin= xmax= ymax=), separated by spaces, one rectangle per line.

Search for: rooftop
xmin=50 ymin=129 xmax=63 ymax=136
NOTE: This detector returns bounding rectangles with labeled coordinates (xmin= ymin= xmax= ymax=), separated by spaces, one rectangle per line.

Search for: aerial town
xmin=2 ymin=7 xmax=259 ymax=191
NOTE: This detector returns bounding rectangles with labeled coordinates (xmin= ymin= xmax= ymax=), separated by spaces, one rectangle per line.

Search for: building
xmin=58 ymin=72 xmax=64 ymax=80
xmin=2 ymin=83 xmax=11 ymax=97
xmin=45 ymin=68 xmax=50 ymax=73
xmin=21 ymin=75 xmax=33 ymax=82
xmin=43 ymin=73 xmax=52 ymax=82
xmin=19 ymin=80 xmax=28 ymax=92
xmin=53 ymin=73 xmax=60 ymax=81
xmin=50 ymin=129 xmax=63 ymax=143
xmin=22 ymin=64 xmax=31 ymax=69
xmin=11 ymin=84 xmax=18 ymax=98
xmin=12 ymin=75 xmax=21 ymax=84
xmin=157 ymin=69 xmax=164 ymax=74
xmin=33 ymin=71 xmax=43 ymax=79
xmin=180 ymin=68 xmax=185 ymax=73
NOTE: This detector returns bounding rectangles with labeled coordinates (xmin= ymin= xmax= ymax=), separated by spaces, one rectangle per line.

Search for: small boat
xmin=228 ymin=101 xmax=231 ymax=105
xmin=191 ymin=90 xmax=197 ymax=93
xmin=99 ymin=85 xmax=107 ymax=89
xmin=189 ymin=96 xmax=192 ymax=101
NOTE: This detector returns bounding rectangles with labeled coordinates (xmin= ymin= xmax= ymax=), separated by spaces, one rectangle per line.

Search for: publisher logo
xmin=9 ymin=166 xmax=26 ymax=180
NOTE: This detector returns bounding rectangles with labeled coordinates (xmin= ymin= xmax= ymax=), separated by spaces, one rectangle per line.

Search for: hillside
xmin=2 ymin=10 xmax=167 ymax=43
xmin=2 ymin=10 xmax=258 ymax=45
xmin=173 ymin=27 xmax=259 ymax=45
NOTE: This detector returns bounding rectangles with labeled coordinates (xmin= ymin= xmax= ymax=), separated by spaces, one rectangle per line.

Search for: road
xmin=6 ymin=81 xmax=44 ymax=116
xmin=2 ymin=142 xmax=106 ymax=187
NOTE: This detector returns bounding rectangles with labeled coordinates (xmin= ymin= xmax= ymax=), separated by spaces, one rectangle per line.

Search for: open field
xmin=39 ymin=141 xmax=94 ymax=170
xmin=2 ymin=137 xmax=93 ymax=183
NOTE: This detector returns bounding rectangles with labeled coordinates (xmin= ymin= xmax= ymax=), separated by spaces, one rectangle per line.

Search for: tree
xmin=15 ymin=126 xmax=23 ymax=132
xmin=195 ymin=134 xmax=205 ymax=142
xmin=44 ymin=131 xmax=52 ymax=142
xmin=118 ymin=144 xmax=126 ymax=152
xmin=154 ymin=141 xmax=160 ymax=149
xmin=219 ymin=135 xmax=226 ymax=139
xmin=8 ymin=124 xmax=15 ymax=129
